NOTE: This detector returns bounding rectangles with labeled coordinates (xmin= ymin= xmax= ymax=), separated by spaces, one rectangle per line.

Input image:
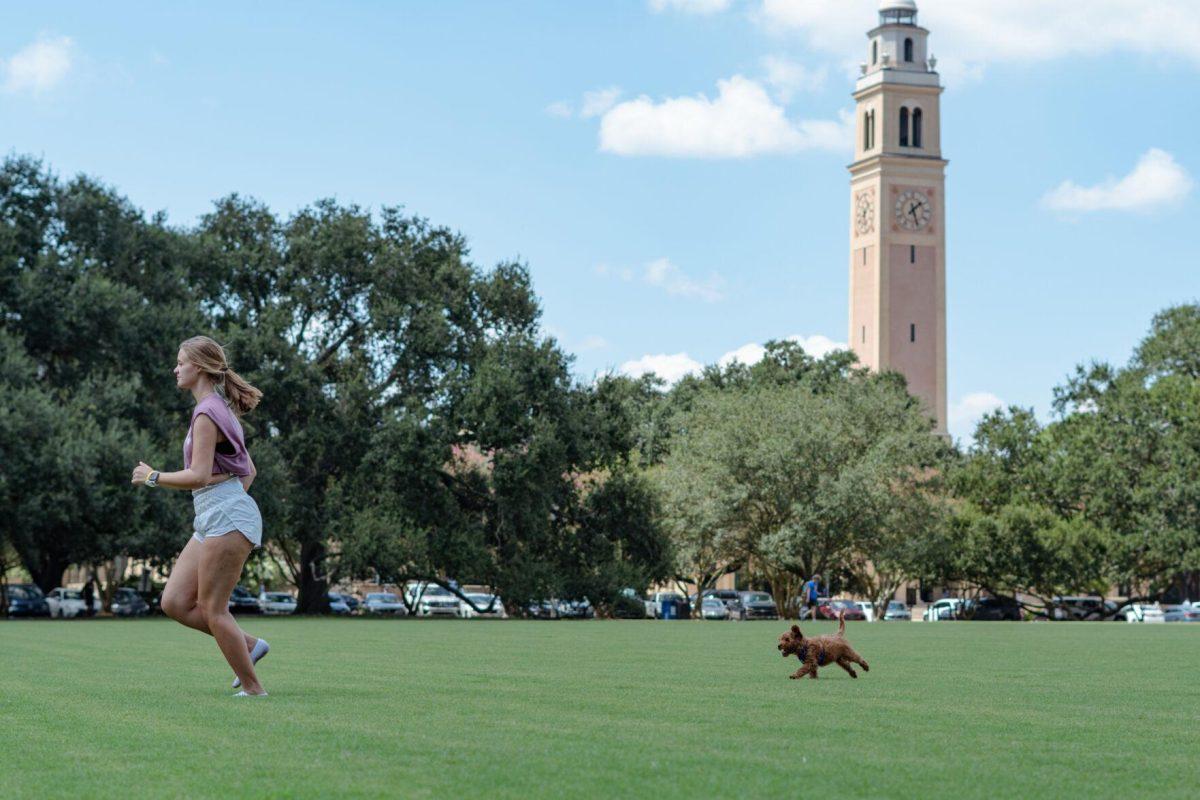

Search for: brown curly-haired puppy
xmin=777 ymin=611 xmax=870 ymax=680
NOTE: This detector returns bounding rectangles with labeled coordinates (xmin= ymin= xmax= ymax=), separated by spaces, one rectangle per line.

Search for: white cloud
xmin=545 ymin=100 xmax=573 ymax=118
xmin=1041 ymin=148 xmax=1193 ymax=213
xmin=598 ymin=75 xmax=852 ymax=158
xmin=580 ymin=87 xmax=622 ymax=118
xmin=643 ymin=257 xmax=724 ymax=302
xmin=718 ymin=333 xmax=847 ymax=368
xmin=761 ymin=55 xmax=828 ymax=101
xmin=718 ymin=342 xmax=767 ymax=368
xmin=949 ymin=392 xmax=1005 ymax=445
xmin=650 ymin=0 xmax=733 ymax=14
xmin=620 ymin=352 xmax=705 ymax=383
xmin=756 ymin=1 xmax=1200 ymax=82
xmin=3 ymin=35 xmax=74 ymax=94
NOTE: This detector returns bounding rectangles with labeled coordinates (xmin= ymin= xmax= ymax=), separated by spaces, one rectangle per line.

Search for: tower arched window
xmin=912 ymin=108 xmax=923 ymax=148
xmin=899 ymin=107 xmax=910 ymax=147
xmin=904 ymin=38 xmax=914 ymax=62
xmin=869 ymin=110 xmax=876 ymax=149
xmin=872 ymin=41 xmax=878 ymax=65
xmin=863 ymin=112 xmax=870 ymax=151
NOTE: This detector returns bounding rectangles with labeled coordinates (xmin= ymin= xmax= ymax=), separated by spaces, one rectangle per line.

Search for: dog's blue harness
xmin=798 ymin=643 xmax=828 ymax=666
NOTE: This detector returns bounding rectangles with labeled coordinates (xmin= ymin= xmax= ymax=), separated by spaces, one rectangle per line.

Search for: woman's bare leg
xmin=198 ymin=531 xmax=265 ymax=694
xmin=161 ymin=536 xmax=257 ymax=652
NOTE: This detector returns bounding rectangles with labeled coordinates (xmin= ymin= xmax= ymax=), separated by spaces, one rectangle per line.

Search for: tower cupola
xmin=878 ymin=0 xmax=918 ymax=26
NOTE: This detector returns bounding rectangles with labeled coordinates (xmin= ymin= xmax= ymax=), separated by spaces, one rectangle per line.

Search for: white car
xmin=259 ymin=592 xmax=297 ymax=615
xmin=854 ymin=601 xmax=876 ymax=622
xmin=459 ymin=593 xmax=507 ymax=619
xmin=405 ymin=583 xmax=462 ymax=617
xmin=1124 ymin=602 xmax=1165 ymax=623
xmin=363 ymin=592 xmax=407 ymax=615
xmin=922 ymin=597 xmax=963 ymax=621
xmin=46 ymin=587 xmax=88 ymax=618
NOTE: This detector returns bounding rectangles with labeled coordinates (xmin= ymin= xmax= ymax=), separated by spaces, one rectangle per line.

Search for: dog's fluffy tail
xmin=837 ymin=609 xmax=846 ymax=636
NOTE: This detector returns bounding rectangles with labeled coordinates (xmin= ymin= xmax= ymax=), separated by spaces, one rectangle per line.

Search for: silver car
xmin=701 ymin=598 xmax=730 ymax=620
xmin=363 ymin=592 xmax=408 ymax=615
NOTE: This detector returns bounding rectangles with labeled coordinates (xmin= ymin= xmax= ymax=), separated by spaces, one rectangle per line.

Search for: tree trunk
xmin=296 ymin=540 xmax=329 ymax=614
xmin=30 ymin=554 xmax=70 ymax=595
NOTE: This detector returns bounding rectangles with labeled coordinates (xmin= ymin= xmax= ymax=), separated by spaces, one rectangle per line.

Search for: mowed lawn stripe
xmin=2 ymin=618 xmax=1197 ymax=798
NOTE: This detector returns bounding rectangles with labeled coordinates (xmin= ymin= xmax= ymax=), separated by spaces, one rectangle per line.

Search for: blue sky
xmin=1 ymin=0 xmax=1196 ymax=442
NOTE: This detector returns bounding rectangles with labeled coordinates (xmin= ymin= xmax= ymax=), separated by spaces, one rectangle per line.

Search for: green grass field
xmin=2 ymin=617 xmax=1197 ymax=799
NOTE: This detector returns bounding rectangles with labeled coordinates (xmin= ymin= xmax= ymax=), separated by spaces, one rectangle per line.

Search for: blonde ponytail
xmin=180 ymin=335 xmax=263 ymax=417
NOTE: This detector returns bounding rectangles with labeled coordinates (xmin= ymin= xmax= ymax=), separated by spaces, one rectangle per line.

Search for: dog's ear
xmin=790 ymin=625 xmax=801 ymax=634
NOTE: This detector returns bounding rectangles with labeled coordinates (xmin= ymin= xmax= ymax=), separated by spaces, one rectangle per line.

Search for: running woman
xmin=131 ymin=335 xmax=270 ymax=697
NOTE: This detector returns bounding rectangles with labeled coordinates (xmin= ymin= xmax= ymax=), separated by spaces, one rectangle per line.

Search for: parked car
xmin=6 ymin=584 xmax=51 ymax=618
xmin=526 ymin=599 xmax=559 ymax=619
xmin=1125 ymin=602 xmax=1165 ymax=623
xmin=327 ymin=592 xmax=351 ymax=615
xmin=228 ymin=585 xmax=261 ymax=614
xmin=613 ymin=589 xmax=648 ymax=619
xmin=460 ymin=593 xmax=507 ymax=619
xmin=1050 ymin=596 xmax=1119 ymax=621
xmin=259 ymin=591 xmax=297 ymax=615
xmin=736 ymin=591 xmax=779 ymax=620
xmin=922 ymin=597 xmax=964 ymax=621
xmin=340 ymin=593 xmax=361 ymax=614
xmin=363 ymin=592 xmax=407 ymax=615
xmin=1163 ymin=602 xmax=1200 ymax=622
xmin=854 ymin=601 xmax=876 ymax=622
xmin=405 ymin=583 xmax=462 ymax=617
xmin=701 ymin=598 xmax=730 ymax=620
xmin=817 ymin=599 xmax=866 ymax=621
xmin=556 ymin=598 xmax=596 ymax=619
xmin=46 ymin=587 xmax=88 ymax=618
xmin=961 ymin=597 xmax=1022 ymax=621
xmin=702 ymin=589 xmax=742 ymax=615
xmin=110 ymin=587 xmax=150 ymax=617
xmin=883 ymin=600 xmax=911 ymax=621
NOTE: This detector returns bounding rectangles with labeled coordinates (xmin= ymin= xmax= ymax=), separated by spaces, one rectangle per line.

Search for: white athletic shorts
xmin=192 ymin=478 xmax=263 ymax=548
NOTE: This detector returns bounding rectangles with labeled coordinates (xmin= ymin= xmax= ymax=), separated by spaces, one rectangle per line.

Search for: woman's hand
xmin=131 ymin=461 xmax=154 ymax=485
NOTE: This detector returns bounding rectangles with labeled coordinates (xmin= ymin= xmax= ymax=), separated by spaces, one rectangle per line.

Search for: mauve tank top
xmin=183 ymin=393 xmax=253 ymax=476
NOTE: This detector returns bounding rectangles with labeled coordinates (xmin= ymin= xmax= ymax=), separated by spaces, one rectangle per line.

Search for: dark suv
xmin=111 ymin=587 xmax=150 ymax=617
xmin=6 ymin=584 xmax=51 ymax=617
xmin=962 ymin=597 xmax=1022 ymax=621
xmin=228 ymin=585 xmax=261 ymax=614
xmin=736 ymin=591 xmax=780 ymax=620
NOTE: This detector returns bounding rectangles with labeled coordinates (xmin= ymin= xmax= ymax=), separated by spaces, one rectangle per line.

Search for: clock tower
xmin=849 ymin=0 xmax=947 ymax=436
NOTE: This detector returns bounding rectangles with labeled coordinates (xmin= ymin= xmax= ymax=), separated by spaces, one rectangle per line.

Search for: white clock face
xmin=895 ymin=190 xmax=932 ymax=231
xmin=854 ymin=190 xmax=874 ymax=235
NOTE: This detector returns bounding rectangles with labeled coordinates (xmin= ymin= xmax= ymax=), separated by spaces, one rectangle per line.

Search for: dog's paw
xmin=862 ymin=662 xmax=869 ymax=672
xmin=848 ymin=670 xmax=857 ymax=678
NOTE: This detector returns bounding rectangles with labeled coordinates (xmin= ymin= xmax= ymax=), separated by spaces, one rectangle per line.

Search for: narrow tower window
xmin=912 ymin=108 xmax=923 ymax=148
xmin=863 ymin=112 xmax=870 ymax=151
xmin=899 ymin=107 xmax=910 ymax=147
xmin=910 ymin=245 xmax=916 ymax=264
xmin=910 ymin=324 xmax=916 ymax=343
xmin=872 ymin=40 xmax=878 ymax=65
xmin=904 ymin=38 xmax=914 ymax=62
xmin=862 ymin=326 xmax=866 ymax=344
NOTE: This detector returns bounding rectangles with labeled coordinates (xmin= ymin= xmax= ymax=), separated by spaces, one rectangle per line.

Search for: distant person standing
xmin=131 ymin=335 xmax=270 ymax=697
xmin=801 ymin=574 xmax=823 ymax=621
xmin=82 ymin=578 xmax=95 ymax=617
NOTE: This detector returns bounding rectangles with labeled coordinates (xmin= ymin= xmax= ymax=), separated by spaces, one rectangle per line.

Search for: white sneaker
xmin=232 ymin=638 xmax=270 ymax=689
xmin=232 ymin=690 xmax=268 ymax=697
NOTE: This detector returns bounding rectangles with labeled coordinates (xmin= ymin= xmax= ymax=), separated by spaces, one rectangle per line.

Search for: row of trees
xmin=0 ymin=157 xmax=670 ymax=613
xmin=2 ymin=156 xmax=1196 ymax=617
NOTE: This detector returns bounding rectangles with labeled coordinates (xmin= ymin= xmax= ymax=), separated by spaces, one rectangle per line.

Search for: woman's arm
xmin=131 ymin=414 xmax=222 ymax=491
xmin=240 ymin=452 xmax=257 ymax=492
